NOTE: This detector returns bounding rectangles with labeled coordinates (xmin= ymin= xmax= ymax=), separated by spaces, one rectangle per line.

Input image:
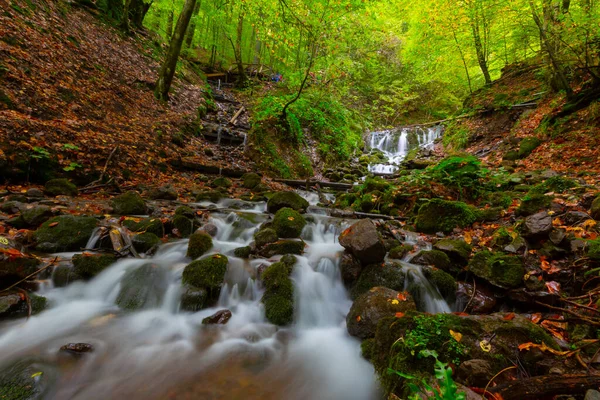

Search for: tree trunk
xmin=234 ymin=8 xmax=247 ymax=86
xmin=131 ymin=0 xmax=151 ymax=29
xmin=155 ymin=0 xmax=197 ymax=101
xmin=470 ymin=3 xmax=492 ymax=85
xmin=184 ymin=0 xmax=201 ymax=49
xmin=166 ymin=0 xmax=175 ymax=39
xmin=120 ymin=0 xmax=132 ymax=32
xmin=280 ymin=41 xmax=317 ymax=129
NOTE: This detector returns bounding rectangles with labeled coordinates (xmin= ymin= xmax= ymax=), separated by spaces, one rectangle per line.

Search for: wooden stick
xmin=488 ymin=374 xmax=600 ymax=400
xmin=229 ymin=106 xmax=245 ymax=125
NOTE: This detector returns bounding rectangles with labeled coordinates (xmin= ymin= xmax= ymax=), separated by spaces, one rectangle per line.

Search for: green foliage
xmin=442 ymin=122 xmax=470 ymax=150
xmin=429 ymin=156 xmax=488 ymax=199
xmin=402 ymin=315 xmax=468 ymax=365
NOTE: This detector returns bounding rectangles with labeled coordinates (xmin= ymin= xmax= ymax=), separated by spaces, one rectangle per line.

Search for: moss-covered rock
xmin=116 ymin=264 xmax=169 ymax=311
xmin=174 ymin=205 xmax=195 ymax=219
xmin=468 ymin=251 xmax=525 ymax=288
xmin=261 ymin=240 xmax=305 ymax=257
xmin=261 ymin=261 xmax=294 ymax=325
xmin=187 ymin=231 xmax=213 ymax=259
xmin=21 ymin=205 xmax=53 ymax=226
xmin=415 ymin=199 xmax=477 ymax=233
xmin=503 ymin=150 xmax=520 ymax=161
xmin=146 ymin=185 xmax=178 ymax=200
xmin=517 ymin=193 xmax=552 ymax=216
xmin=254 ymin=227 xmax=279 ymax=248
xmin=272 ymin=207 xmax=307 ymax=238
xmin=211 ymin=177 xmax=232 ymax=188
xmin=52 ymin=264 xmax=82 ymax=287
xmin=72 ymin=253 xmax=117 ymax=279
xmin=590 ymin=196 xmax=600 ymax=221
xmin=586 ymin=239 xmax=600 ymax=261
xmin=110 ymin=191 xmax=147 ymax=215
xmin=195 ymin=190 xmax=224 ymax=202
xmin=518 ymin=137 xmax=541 ymax=158
xmin=0 ymin=239 xmax=40 ymax=282
xmin=351 ymin=262 xmax=405 ymax=300
xmin=172 ymin=215 xmax=194 ymax=237
xmin=132 ymin=232 xmax=161 ymax=253
xmin=242 ymin=173 xmax=262 ymax=189
xmin=122 ymin=217 xmax=165 ymax=237
xmin=233 ymin=246 xmax=251 ymax=258
xmin=44 ymin=178 xmax=78 ymax=196
xmin=388 ymin=244 xmax=413 ymax=260
xmin=433 ymin=239 xmax=472 ymax=265
xmin=339 ymin=219 xmax=386 ymax=266
xmin=267 ymin=191 xmax=309 ymax=213
xmin=182 ymin=254 xmax=228 ymax=300
xmin=0 ymin=290 xmax=47 ymax=319
xmin=423 ymin=267 xmax=457 ymax=299
xmin=34 ymin=215 xmax=98 ymax=252
xmin=410 ymin=250 xmax=451 ymax=271
xmin=180 ymin=284 xmax=208 ymax=312
xmin=347 ymin=287 xmax=416 ymax=339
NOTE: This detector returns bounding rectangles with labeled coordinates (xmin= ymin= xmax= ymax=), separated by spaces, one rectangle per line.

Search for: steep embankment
xmin=0 ymin=0 xmax=253 ymax=188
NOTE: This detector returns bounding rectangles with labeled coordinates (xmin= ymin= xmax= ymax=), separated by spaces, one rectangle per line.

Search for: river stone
xmin=0 ymin=360 xmax=51 ymax=399
xmin=586 ymin=390 xmax=600 ymax=400
xmin=132 ymin=232 xmax=161 ymax=254
xmin=182 ymin=254 xmax=228 ymax=301
xmin=242 ymin=173 xmax=262 ymax=189
xmin=233 ymin=246 xmax=251 ymax=258
xmin=468 ymin=251 xmax=525 ymax=289
xmin=72 ymin=253 xmax=117 ymax=279
xmin=44 ymin=178 xmax=78 ymax=197
xmin=122 ymin=217 xmax=165 ymax=237
xmin=187 ymin=231 xmax=213 ymax=259
xmin=21 ymin=205 xmax=53 ymax=226
xmin=202 ymin=309 xmax=232 ymax=325
xmin=34 ymin=215 xmax=98 ymax=253
xmin=522 ymin=211 xmax=553 ymax=240
xmin=339 ymin=219 xmax=386 ymax=266
xmin=26 ymin=188 xmax=44 ymax=199
xmin=351 ymin=262 xmax=406 ymax=300
xmin=415 ymin=199 xmax=477 ymax=233
xmin=340 ymin=251 xmax=362 ymax=286
xmin=0 ymin=290 xmax=46 ymax=319
xmin=272 ymin=207 xmax=306 ymax=238
xmin=172 ymin=215 xmax=194 ymax=237
xmin=254 ymin=227 xmax=278 ymax=248
xmin=180 ymin=285 xmax=208 ymax=312
xmin=423 ymin=267 xmax=457 ymax=299
xmin=199 ymin=223 xmax=218 ymax=237
xmin=410 ymin=250 xmax=451 ymax=271
xmin=261 ymin=239 xmax=305 ymax=257
xmin=347 ymin=286 xmax=416 ymax=340
xmin=563 ymin=211 xmax=592 ymax=225
xmin=110 ymin=191 xmax=147 ymax=215
xmin=0 ymin=238 xmax=40 ymax=282
xmin=456 ymin=281 xmax=497 ymax=314
xmin=59 ymin=343 xmax=94 ymax=356
xmin=433 ymin=239 xmax=472 ymax=265
xmin=116 ymin=264 xmax=169 ymax=311
xmin=266 ymin=191 xmax=309 ymax=213
xmin=388 ymin=244 xmax=413 ymax=260
xmin=456 ymin=359 xmax=494 ymax=387
xmin=0 ymin=200 xmax=22 ymax=214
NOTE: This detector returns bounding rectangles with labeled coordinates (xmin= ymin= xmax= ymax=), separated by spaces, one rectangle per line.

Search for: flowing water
xmin=0 ymin=196 xmax=450 ymax=399
xmin=367 ymin=126 xmax=443 ymax=174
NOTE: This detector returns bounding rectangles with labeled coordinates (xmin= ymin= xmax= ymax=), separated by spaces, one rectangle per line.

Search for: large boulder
xmin=415 ymin=199 xmax=477 ymax=233
xmin=34 ymin=215 xmax=98 ymax=252
xmin=72 ymin=253 xmax=117 ymax=279
xmin=351 ymin=262 xmax=406 ymax=300
xmin=172 ymin=215 xmax=194 ymax=237
xmin=423 ymin=267 xmax=457 ymax=299
xmin=272 ymin=207 xmax=306 ymax=238
xmin=187 ymin=231 xmax=213 ymax=259
xmin=44 ymin=178 xmax=78 ymax=197
xmin=339 ymin=219 xmax=386 ymax=266
xmin=116 ymin=264 xmax=169 ymax=311
xmin=110 ymin=191 xmax=147 ymax=215
xmin=347 ymin=287 xmax=416 ymax=339
xmin=267 ymin=192 xmax=309 ymax=213
xmin=182 ymin=254 xmax=228 ymax=301
xmin=521 ymin=211 xmax=553 ymax=240
xmin=261 ymin=261 xmax=295 ymax=325
xmin=468 ymin=251 xmax=525 ymax=289
xmin=254 ymin=227 xmax=278 ymax=248
xmin=340 ymin=251 xmax=363 ymax=286
xmin=241 ymin=173 xmax=262 ymax=189
xmin=456 ymin=281 xmax=497 ymax=314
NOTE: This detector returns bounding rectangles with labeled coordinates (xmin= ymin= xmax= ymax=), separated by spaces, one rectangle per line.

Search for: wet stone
xmin=59 ymin=343 xmax=94 ymax=356
xmin=202 ymin=309 xmax=232 ymax=325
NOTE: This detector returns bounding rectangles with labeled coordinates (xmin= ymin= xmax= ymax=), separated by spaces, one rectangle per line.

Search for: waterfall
xmin=367 ymin=125 xmax=442 ymax=174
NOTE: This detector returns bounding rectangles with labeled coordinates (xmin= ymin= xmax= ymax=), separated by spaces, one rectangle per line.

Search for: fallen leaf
xmin=397 ymin=292 xmax=408 ymax=301
xmin=530 ymin=313 xmax=542 ymax=324
xmin=391 ymin=299 xmax=399 ymax=305
xmin=395 ymin=312 xmax=405 ymax=318
xmin=479 ymin=340 xmax=491 ymax=352
xmin=463 ymin=230 xmax=473 ymax=245
xmin=48 ymin=222 xmax=59 ymax=227
xmin=503 ymin=313 xmax=515 ymax=321
xmin=449 ymin=330 xmax=462 ymax=342
xmin=356 ymin=315 xmax=361 ymax=322
xmin=546 ymin=281 xmax=561 ymax=294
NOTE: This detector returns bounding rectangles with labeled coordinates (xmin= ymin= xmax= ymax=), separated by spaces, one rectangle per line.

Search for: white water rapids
xmin=368 ymin=126 xmax=442 ymax=174
xmin=0 ymin=196 xmax=450 ymax=399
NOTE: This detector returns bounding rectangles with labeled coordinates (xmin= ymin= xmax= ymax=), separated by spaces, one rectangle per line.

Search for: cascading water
xmin=0 ymin=195 xmax=450 ymax=399
xmin=367 ymin=125 xmax=443 ymax=174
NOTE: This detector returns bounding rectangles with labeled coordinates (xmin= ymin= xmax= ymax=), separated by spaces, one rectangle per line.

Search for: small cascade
xmin=367 ymin=125 xmax=442 ymax=174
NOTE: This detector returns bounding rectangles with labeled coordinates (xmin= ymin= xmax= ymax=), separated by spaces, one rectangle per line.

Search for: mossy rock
xmin=233 ymin=246 xmax=251 ymax=258
xmin=483 ymin=192 xmax=513 ymax=208
xmin=254 ymin=227 xmax=278 ymax=248
xmin=21 ymin=205 xmax=53 ymax=226
xmin=132 ymin=232 xmax=161 ymax=253
xmin=272 ymin=207 xmax=306 ymax=238
xmin=261 ymin=261 xmax=294 ymax=325
xmin=591 ymin=195 xmax=600 ymax=220
xmin=362 ymin=176 xmax=391 ymax=193
xmin=187 ymin=231 xmax=213 ymax=259
xmin=180 ymin=284 xmax=208 ymax=312
xmin=110 ymin=191 xmax=147 ymax=215
xmin=34 ymin=215 xmax=98 ymax=252
xmin=474 ymin=206 xmax=503 ymax=222
xmin=529 ymin=175 xmax=578 ymax=195
xmin=415 ymin=199 xmax=477 ymax=233
xmin=502 ymin=150 xmax=520 ymax=161
xmin=266 ymin=191 xmax=309 ymax=213
xmin=261 ymin=240 xmax=305 ymax=257
xmin=52 ymin=264 xmax=82 ymax=287
xmin=195 ymin=189 xmax=224 ymax=202
xmin=174 ymin=205 xmax=195 ymax=219
xmin=172 ymin=215 xmax=194 ymax=237
xmin=351 ymin=262 xmax=405 ymax=300
xmin=410 ymin=250 xmax=451 ymax=271
xmin=252 ymin=183 xmax=270 ymax=193
xmin=491 ymin=228 xmax=513 ymax=248
xmin=122 ymin=217 xmax=164 ymax=237
xmin=517 ymin=194 xmax=551 ymax=216
xmin=211 ymin=177 xmax=232 ymax=188
xmin=518 ymin=137 xmax=541 ymax=158
xmin=44 ymin=178 xmax=78 ymax=197
xmin=116 ymin=264 xmax=169 ymax=311
xmin=72 ymin=253 xmax=117 ymax=279
xmin=182 ymin=254 xmax=228 ymax=300
xmin=468 ymin=251 xmax=525 ymax=288
xmin=0 ymin=291 xmax=47 ymax=319
xmin=388 ymin=244 xmax=413 ymax=260
xmin=242 ymin=173 xmax=262 ymax=189
xmin=423 ymin=267 xmax=457 ymax=299
xmin=146 ymin=185 xmax=178 ymax=200
xmin=433 ymin=239 xmax=472 ymax=265
xmin=586 ymin=239 xmax=600 ymax=261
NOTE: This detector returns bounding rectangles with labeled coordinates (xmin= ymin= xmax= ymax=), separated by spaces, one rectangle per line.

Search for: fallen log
xmin=488 ymin=374 xmax=600 ymax=400
xmin=274 ymin=179 xmax=356 ymax=191
xmin=169 ymin=159 xmax=249 ymax=178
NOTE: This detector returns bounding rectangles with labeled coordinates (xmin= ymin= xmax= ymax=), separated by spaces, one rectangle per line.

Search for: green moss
xmin=116 ymin=264 xmax=168 ymax=311
xmin=211 ymin=177 xmax=232 ymax=188
xmin=361 ymin=338 xmax=375 ymax=361
xmin=122 ymin=218 xmax=164 ymax=237
xmin=474 ymin=206 xmax=503 ymax=222
xmin=529 ymin=175 xmax=578 ymax=195
xmin=389 ymin=244 xmax=413 ymax=259
xmin=591 ymin=196 xmax=600 ymax=220
xmin=174 ymin=206 xmax=195 ymax=219
xmin=44 ymin=178 xmax=78 ymax=196
xmin=518 ymin=137 xmax=541 ymax=158
xmin=262 ymin=240 xmax=305 ymax=257
xmin=172 ymin=215 xmax=194 ymax=237
xmin=351 ymin=262 xmax=405 ymax=300
xmin=195 ymin=190 xmax=224 ymax=202
xmin=503 ymin=150 xmax=520 ymax=161
xmin=110 ymin=191 xmax=146 ymax=215
xmin=411 ymin=250 xmax=451 ymax=270
xmin=415 ymin=198 xmax=477 ymax=233
xmin=242 ymin=173 xmax=262 ymax=189
xmin=233 ymin=246 xmax=251 ymax=258
xmin=20 ymin=206 xmax=53 ymax=226
xmin=433 ymin=239 xmax=472 ymax=264
xmin=182 ymin=254 xmax=229 ymax=297
xmin=483 ymin=191 xmax=513 ymax=208
xmin=517 ymin=193 xmax=551 ymax=216
xmin=34 ymin=215 xmax=98 ymax=252
xmin=263 ymin=293 xmax=294 ymax=326
xmin=72 ymin=253 xmax=117 ymax=279
xmin=254 ymin=227 xmax=278 ymax=247
xmin=587 ymin=239 xmax=600 ymax=261
xmin=132 ymin=232 xmax=160 ymax=253
xmin=468 ymin=251 xmax=524 ymax=288
xmin=52 ymin=265 xmax=82 ymax=287
xmin=491 ymin=228 xmax=513 ymax=248
xmin=272 ymin=207 xmax=307 ymax=238
xmin=424 ymin=268 xmax=457 ymax=298
xmin=261 ymin=261 xmax=294 ymax=325
xmin=362 ymin=176 xmax=391 ymax=193
xmin=180 ymin=285 xmax=207 ymax=312
xmin=266 ymin=191 xmax=309 ymax=213
xmin=187 ymin=231 xmax=213 ymax=259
